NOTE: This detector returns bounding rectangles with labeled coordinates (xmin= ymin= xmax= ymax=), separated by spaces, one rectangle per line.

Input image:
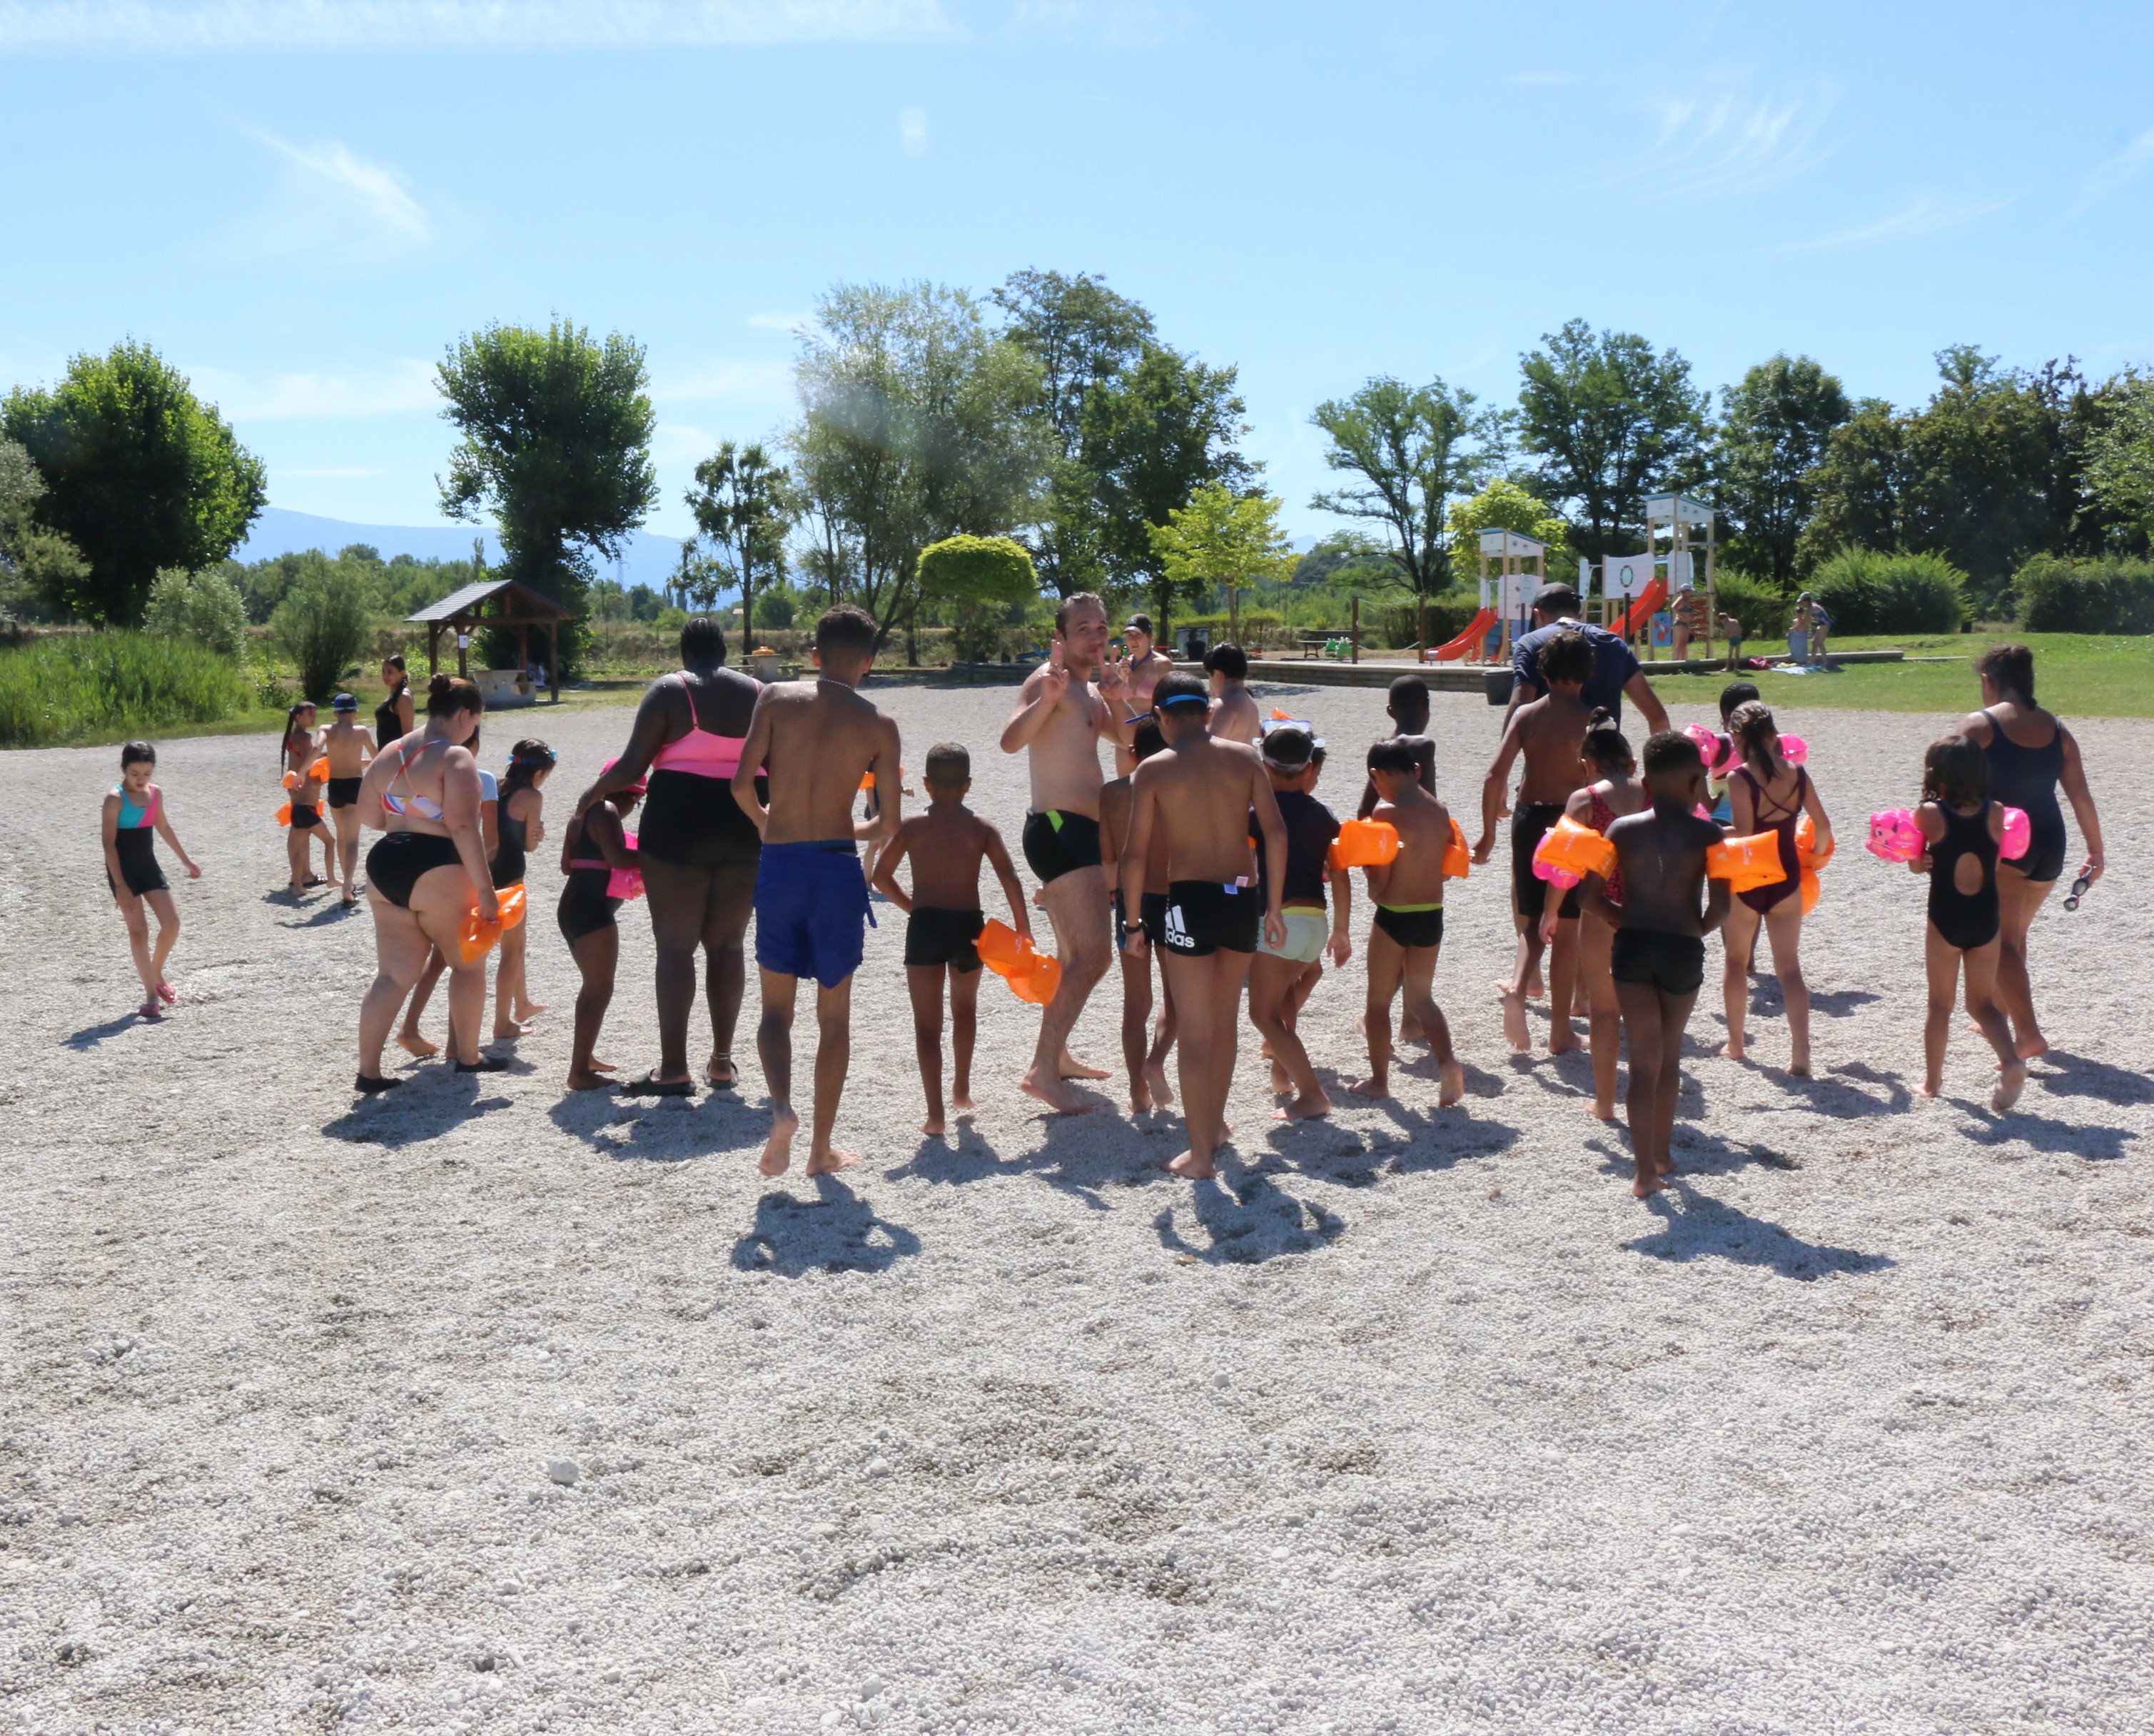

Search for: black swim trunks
xmin=1161 ymin=879 xmax=1260 ymax=957
xmin=556 ymin=869 xmax=620 ymax=944
xmin=1022 ymin=809 xmax=1103 ymax=885
xmin=290 ymin=801 xmax=323 ymax=831
xmin=1610 ymin=929 xmax=1706 ymax=996
xmin=905 ymin=906 xmax=986 ymax=972
xmin=326 ymin=776 xmax=363 ymax=809
xmin=365 ymin=831 xmax=463 ymax=909
xmin=1374 ymin=904 xmax=1445 ymax=949
xmin=1113 ymin=889 xmax=1173 ymax=954
xmin=1512 ymin=801 xmax=1581 ymax=923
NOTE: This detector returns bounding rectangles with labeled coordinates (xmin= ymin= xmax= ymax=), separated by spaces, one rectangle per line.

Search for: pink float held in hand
xmin=1867 ymin=808 xmax=1923 ymax=862
xmin=1999 ymin=804 xmax=2031 ymax=862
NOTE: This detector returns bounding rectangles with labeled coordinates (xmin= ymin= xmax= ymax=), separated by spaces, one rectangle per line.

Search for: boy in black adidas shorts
xmin=1119 ymin=674 xmax=1288 ymax=1179
xmin=871 ymin=743 xmax=1031 ymax=1136
xmin=1577 ymin=730 xmax=1729 ymax=1198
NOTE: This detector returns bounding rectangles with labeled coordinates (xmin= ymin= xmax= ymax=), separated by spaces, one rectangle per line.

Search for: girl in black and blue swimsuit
xmin=102 ymin=742 xmax=201 ymax=1019
xmin=1913 ymin=735 xmax=2025 ymax=1113
xmin=1956 ymin=644 xmax=2105 ymax=1062
xmin=489 ymin=739 xmax=555 ymax=1040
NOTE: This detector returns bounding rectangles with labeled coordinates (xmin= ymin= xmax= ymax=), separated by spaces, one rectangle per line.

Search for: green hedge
xmin=2013 ymin=554 xmax=2154 ymax=635
xmin=1808 ymin=548 xmax=1967 ymax=635
xmin=1712 ymin=572 xmax=1790 ymax=640
xmin=1375 ymin=595 xmax=1482 ymax=650
xmin=0 ymin=630 xmax=253 ymax=747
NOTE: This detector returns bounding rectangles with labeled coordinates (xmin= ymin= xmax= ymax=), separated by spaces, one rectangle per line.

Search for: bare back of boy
xmin=897 ymin=805 xmax=992 ymax=909
xmin=1208 ymin=686 xmax=1262 ymax=746
xmin=748 ymin=678 xmax=899 ymax=846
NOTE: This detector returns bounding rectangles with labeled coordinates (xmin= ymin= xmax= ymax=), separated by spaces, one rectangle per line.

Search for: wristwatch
xmin=1122 ymin=921 xmax=1146 ymax=936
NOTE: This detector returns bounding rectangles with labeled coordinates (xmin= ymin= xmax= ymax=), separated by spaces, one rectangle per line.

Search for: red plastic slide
xmin=1427 ymin=606 xmax=1498 ymax=662
xmin=1607 ymin=575 xmax=1667 ymax=640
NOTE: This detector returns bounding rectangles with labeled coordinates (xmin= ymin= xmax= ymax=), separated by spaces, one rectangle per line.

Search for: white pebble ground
xmin=3 ymin=677 xmax=2150 ymax=1735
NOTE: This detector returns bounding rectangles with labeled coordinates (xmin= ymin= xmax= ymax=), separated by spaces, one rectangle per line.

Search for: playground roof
xmin=406 ymin=579 xmax=575 ymax=625
xmin=1644 ymin=493 xmax=1715 ymax=527
xmin=1477 ymin=529 xmax=1547 ymax=555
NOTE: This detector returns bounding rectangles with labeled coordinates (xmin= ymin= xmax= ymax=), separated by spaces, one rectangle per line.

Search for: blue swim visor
xmin=1155 ymin=692 xmax=1208 ymax=710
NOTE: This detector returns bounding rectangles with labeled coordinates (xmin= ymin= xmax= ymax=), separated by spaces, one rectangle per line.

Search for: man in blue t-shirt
xmin=1505 ymin=582 xmax=1671 ymax=737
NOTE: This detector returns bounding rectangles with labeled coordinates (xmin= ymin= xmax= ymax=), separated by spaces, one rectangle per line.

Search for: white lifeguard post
xmin=1475 ymin=529 xmax=1547 ymax=666
xmin=1644 ymin=493 xmax=1717 ymax=662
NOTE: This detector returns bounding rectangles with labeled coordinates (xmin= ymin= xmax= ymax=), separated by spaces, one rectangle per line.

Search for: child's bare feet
xmin=1438 ymin=1061 xmax=1465 ymax=1107
xmin=1129 ymin=1087 xmax=1153 ymax=1116
xmin=1991 ymin=1061 xmax=2028 ymax=1114
xmin=1591 ymin=1099 xmax=1619 ymax=1121
xmin=1789 ymin=1049 xmax=1811 ymax=1077
xmin=492 ymin=1021 xmax=529 ymax=1040
xmin=588 ymin=1057 xmax=617 ymax=1073
xmin=1548 ymin=1028 xmax=1579 ymax=1056
xmin=2016 ymin=1034 xmax=2049 ymax=1060
xmin=1163 ymin=1148 xmax=1215 ymax=1179
xmin=807 ymin=1147 xmax=864 ymax=1176
xmin=1495 ymin=980 xmax=1529 ymax=1051
xmin=951 ymin=1091 xmax=974 ymax=1112
xmin=517 ymin=1000 xmax=550 ymax=1021
xmin=1349 ymin=1075 xmax=1390 ymax=1099
xmin=1523 ymin=966 xmax=1546 ymax=999
xmin=1021 ymin=1068 xmax=1093 ymax=1114
xmin=1143 ymin=1060 xmax=1173 ymax=1107
xmin=1398 ymin=1016 xmax=1427 ymax=1046
xmin=920 ymin=1115 xmax=946 ymax=1136
xmin=396 ymin=1031 xmax=439 ymax=1059
xmin=1723 ymin=1037 xmax=1746 ymax=1061
xmin=1270 ymin=1061 xmax=1292 ymax=1094
xmin=1916 ymin=1079 xmax=1942 ymax=1099
xmin=1632 ymin=1171 xmax=1669 ymax=1198
xmin=566 ymin=1071 xmax=613 ymax=1091
xmin=1274 ymin=1090 xmax=1331 ymax=1121
xmin=1057 ymin=1051 xmax=1111 ymax=1081
xmin=759 ymin=1107 xmax=799 ymax=1176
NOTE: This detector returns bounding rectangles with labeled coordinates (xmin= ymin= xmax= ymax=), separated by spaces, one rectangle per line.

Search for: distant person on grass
xmin=871 ymin=742 xmax=1033 ymax=1136
xmin=1353 ymin=737 xmax=1463 ymax=1109
xmin=732 ymin=604 xmax=903 ymax=1176
xmin=999 ymin=592 xmax=1140 ymax=1112
xmin=1576 ymin=730 xmax=1729 ymax=1197
xmin=103 ymin=741 xmax=201 ymax=1020
xmin=1118 ymin=672 xmax=1288 ymax=1178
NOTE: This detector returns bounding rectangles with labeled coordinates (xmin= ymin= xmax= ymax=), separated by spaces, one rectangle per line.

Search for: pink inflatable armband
xmin=1999 ymin=805 xmax=2030 ymax=862
xmin=1866 ymin=809 xmax=1923 ymax=863
xmin=606 ymin=827 xmax=645 ymax=901
xmin=1779 ymin=735 xmax=1808 ymax=766
xmin=1532 ymin=815 xmax=1617 ymax=889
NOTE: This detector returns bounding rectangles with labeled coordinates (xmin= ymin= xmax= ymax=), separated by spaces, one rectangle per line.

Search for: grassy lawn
xmin=1639 ymin=632 xmax=2154 ymax=719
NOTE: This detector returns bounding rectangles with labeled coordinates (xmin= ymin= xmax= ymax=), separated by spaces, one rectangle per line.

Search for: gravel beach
xmin=3 ymin=677 xmax=2149 ymax=1735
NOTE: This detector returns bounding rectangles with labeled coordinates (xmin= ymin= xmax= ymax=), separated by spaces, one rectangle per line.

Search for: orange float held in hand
xmin=1328 ymin=817 xmax=1401 ymax=869
xmin=273 ymin=800 xmax=292 ymax=825
xmin=455 ymin=882 xmax=528 ymax=964
xmin=1794 ymin=814 xmax=1833 ymax=914
xmin=1532 ymin=815 xmax=1617 ymax=888
xmin=1706 ymin=832 xmax=1789 ymax=894
xmin=976 ymin=918 xmax=1060 ymax=1002
xmin=1442 ymin=816 xmax=1472 ymax=879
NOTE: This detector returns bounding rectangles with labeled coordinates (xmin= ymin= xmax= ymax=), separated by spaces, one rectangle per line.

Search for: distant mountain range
xmin=236 ymin=508 xmax=693 ymax=590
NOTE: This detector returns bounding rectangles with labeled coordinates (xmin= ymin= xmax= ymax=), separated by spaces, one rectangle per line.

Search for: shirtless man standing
xmin=1114 ymin=612 xmax=1174 ymax=775
xmin=1120 ymin=672 xmax=1288 ymax=1177
xmin=732 ymin=605 xmax=903 ymax=1176
xmin=999 ymin=592 xmax=1139 ymax=1112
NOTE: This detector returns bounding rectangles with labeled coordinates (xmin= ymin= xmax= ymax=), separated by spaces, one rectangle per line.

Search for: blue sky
xmin=3 ymin=0 xmax=2150 ymax=548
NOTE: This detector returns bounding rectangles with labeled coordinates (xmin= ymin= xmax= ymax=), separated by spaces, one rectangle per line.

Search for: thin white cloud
xmin=899 ymin=105 xmax=928 ymax=156
xmin=2075 ymin=127 xmax=2154 ymax=214
xmin=1779 ymin=192 xmax=2015 ymax=253
xmin=191 ymin=358 xmax=440 ymax=420
xmin=0 ymin=0 xmax=954 ymax=52
xmin=1581 ymin=84 xmax=1834 ymax=203
xmin=651 ymin=359 xmax=793 ymax=405
xmin=256 ymin=133 xmax=428 ymax=241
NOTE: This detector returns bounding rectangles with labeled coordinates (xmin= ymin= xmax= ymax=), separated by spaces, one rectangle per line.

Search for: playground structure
xmin=1427 ymin=529 xmax=1546 ymax=663
xmin=1589 ymin=493 xmax=1719 ymax=660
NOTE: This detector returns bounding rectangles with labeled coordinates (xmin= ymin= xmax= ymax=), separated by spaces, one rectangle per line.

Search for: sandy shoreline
xmin=1 ymin=680 xmax=2149 ymax=1734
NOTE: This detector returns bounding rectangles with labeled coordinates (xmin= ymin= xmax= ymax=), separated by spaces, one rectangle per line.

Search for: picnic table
xmin=1297 ymin=631 xmax=1365 ymax=660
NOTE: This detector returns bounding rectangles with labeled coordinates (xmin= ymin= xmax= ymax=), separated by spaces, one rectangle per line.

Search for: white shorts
xmin=1256 ymin=907 xmax=1328 ymax=964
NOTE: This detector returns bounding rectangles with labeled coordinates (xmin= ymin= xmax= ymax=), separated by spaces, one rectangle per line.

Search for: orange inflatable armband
xmin=455 ymin=882 xmax=528 ymax=964
xmin=1706 ymin=832 xmax=1789 ymax=894
xmin=274 ymin=800 xmax=292 ymax=825
xmin=976 ymin=917 xmax=1024 ymax=973
xmin=1328 ymin=817 xmax=1401 ymax=869
xmin=1442 ymin=816 xmax=1471 ymax=879
xmin=1795 ymin=813 xmax=1835 ymax=871
xmin=1532 ymin=815 xmax=1617 ymax=888
xmin=311 ymin=757 xmax=330 ymax=782
xmin=1008 ymin=949 xmax=1063 ymax=1006
xmin=282 ymin=770 xmax=300 ymax=790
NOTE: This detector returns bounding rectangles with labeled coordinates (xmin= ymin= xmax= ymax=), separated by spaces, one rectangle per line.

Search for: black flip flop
xmin=354 ymin=1074 xmax=403 ymax=1094
xmin=454 ymin=1056 xmax=510 ymax=1074
xmin=621 ymin=1073 xmax=695 ymax=1096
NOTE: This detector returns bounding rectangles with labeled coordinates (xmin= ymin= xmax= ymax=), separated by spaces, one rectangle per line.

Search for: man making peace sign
xmin=999 ymin=592 xmax=1143 ymax=1112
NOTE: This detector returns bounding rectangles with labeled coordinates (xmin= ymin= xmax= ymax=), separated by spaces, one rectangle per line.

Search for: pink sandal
xmin=138 ymin=999 xmax=163 ymax=1019
xmin=156 ymin=981 xmax=178 ymax=1006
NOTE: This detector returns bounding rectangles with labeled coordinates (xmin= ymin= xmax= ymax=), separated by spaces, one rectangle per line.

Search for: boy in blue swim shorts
xmin=732 ymin=604 xmax=904 ymax=1178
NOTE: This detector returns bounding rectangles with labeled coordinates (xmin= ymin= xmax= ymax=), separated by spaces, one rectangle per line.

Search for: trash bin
xmin=1483 ymin=669 xmax=1515 ymax=706
xmin=1178 ymin=627 xmax=1210 ymax=664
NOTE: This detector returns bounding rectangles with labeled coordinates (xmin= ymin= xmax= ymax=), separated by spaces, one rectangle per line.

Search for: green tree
xmin=993 ymin=270 xmax=1155 ymax=599
xmin=918 ymin=533 xmax=1041 ymax=662
xmin=1308 ymin=375 xmax=1503 ymax=607
xmin=2087 ymin=371 xmax=2154 ymax=544
xmin=271 ymin=569 xmax=375 ymax=704
xmin=789 ymin=281 xmax=1050 ymax=648
xmin=1081 ymin=343 xmax=1253 ymax=628
xmin=436 ymin=321 xmax=657 ymax=670
xmin=143 ymin=566 xmax=248 ymax=657
xmin=684 ymin=440 xmax=796 ymax=639
xmin=0 ymin=438 xmax=89 ymax=620
xmin=1147 ymin=481 xmax=1295 ymax=625
xmin=1516 ymin=320 xmax=1708 ymax=559
xmin=1446 ymin=479 xmax=1574 ymax=582
xmin=2 ymin=341 xmax=265 ymax=625
xmin=1713 ymin=354 xmax=1851 ymax=593
xmin=1290 ymin=529 xmax=1406 ymax=592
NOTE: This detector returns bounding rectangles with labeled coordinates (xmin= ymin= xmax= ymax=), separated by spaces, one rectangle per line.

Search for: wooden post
xmin=457 ymin=620 xmax=469 ymax=679
xmin=517 ymin=623 xmax=529 ymax=692
xmin=1350 ymin=593 xmax=1360 ymax=665
xmin=548 ymin=622 xmax=560 ymax=702
xmin=1228 ymin=583 xmax=1238 ymax=648
xmin=427 ymin=622 xmax=440 ymax=676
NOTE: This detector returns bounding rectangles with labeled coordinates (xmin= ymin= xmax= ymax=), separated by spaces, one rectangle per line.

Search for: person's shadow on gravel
xmin=2030 ymin=1051 xmax=2154 ymax=1106
xmin=1153 ymin=1171 xmax=1343 ymax=1265
xmin=884 ymin=1131 xmax=1009 ymax=1186
xmin=545 ymin=1091 xmax=766 ymax=1163
xmin=730 ymin=1176 xmax=922 ymax=1277
xmin=63 ymin=1013 xmax=151 ymax=1049
xmin=1951 ymin=1104 xmax=2138 ymax=1163
xmin=322 ymin=1078 xmax=515 ymax=1146
xmin=1764 ymin=1065 xmax=1910 ymax=1119
xmin=1625 ymin=1186 xmax=1893 ymax=1281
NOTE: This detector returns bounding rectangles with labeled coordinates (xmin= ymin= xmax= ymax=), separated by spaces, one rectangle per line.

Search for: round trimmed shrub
xmin=1807 ymin=549 xmax=1967 ymax=635
xmin=143 ymin=566 xmax=248 ymax=658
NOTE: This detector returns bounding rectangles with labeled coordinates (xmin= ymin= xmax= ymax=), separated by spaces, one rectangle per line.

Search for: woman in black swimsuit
xmin=1956 ymin=645 xmax=2104 ymax=1061
xmin=353 ymin=674 xmax=497 ymax=1092
xmin=375 ymin=655 xmax=415 ymax=746
xmin=575 ymin=617 xmax=763 ymax=1094
xmin=1719 ymin=702 xmax=1832 ymax=1075
xmin=1913 ymin=734 xmax=2025 ymax=1112
xmin=489 ymin=738 xmax=555 ymax=1041
xmin=559 ymin=770 xmax=644 ymax=1090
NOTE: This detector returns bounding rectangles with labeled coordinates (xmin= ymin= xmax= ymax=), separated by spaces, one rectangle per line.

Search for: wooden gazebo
xmin=408 ymin=580 xmax=577 ymax=703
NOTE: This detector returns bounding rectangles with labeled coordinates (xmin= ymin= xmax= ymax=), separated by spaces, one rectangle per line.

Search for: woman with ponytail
xmin=1956 ymin=645 xmax=2104 ymax=1059
xmin=1719 ymin=701 xmax=1833 ymax=1074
